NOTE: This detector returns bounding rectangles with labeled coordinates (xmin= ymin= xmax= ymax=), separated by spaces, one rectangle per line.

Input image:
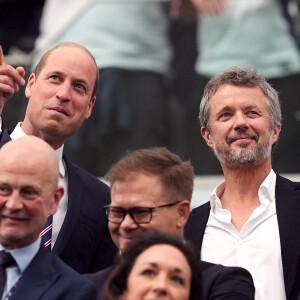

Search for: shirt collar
xmin=0 ymin=237 xmax=41 ymax=273
xmin=210 ymin=169 xmax=276 ymax=211
xmin=10 ymin=122 xmax=65 ymax=177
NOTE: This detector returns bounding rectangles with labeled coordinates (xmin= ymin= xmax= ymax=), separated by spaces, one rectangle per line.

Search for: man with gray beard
xmin=184 ymin=66 xmax=300 ymax=300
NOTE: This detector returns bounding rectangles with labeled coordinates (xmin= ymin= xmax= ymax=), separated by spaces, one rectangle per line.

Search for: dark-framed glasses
xmin=103 ymin=201 xmax=181 ymax=224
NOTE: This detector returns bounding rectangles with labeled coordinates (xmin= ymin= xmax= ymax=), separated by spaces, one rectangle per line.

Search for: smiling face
xmin=201 ymin=84 xmax=281 ymax=167
xmin=123 ymin=244 xmax=191 ymax=300
xmin=109 ymin=172 xmax=190 ymax=252
xmin=0 ymin=137 xmax=63 ymax=249
xmin=23 ymin=45 xmax=97 ymax=149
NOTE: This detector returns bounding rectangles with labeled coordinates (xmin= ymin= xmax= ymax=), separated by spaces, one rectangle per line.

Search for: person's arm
xmin=0 ymin=45 xmax=25 ymax=115
xmin=189 ymin=0 xmax=227 ymax=15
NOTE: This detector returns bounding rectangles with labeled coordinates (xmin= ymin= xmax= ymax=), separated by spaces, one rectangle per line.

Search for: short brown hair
xmin=105 ymin=147 xmax=194 ymax=202
xmin=34 ymin=42 xmax=99 ymax=98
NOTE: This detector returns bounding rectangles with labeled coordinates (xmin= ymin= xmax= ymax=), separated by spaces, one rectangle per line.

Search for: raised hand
xmin=0 ymin=45 xmax=26 ymax=114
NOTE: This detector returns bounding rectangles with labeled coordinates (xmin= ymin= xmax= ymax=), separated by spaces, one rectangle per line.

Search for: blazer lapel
xmin=52 ymin=156 xmax=82 ymax=256
xmin=0 ymin=129 xmax=12 ymax=147
xmin=184 ymin=202 xmax=211 ymax=250
xmin=10 ymin=245 xmax=59 ymax=300
xmin=275 ymin=174 xmax=300 ymax=299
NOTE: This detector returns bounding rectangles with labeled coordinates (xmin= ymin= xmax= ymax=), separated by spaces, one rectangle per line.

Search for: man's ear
xmin=177 ymin=200 xmax=190 ymax=229
xmin=49 ymin=186 xmax=64 ymax=216
xmin=25 ymin=73 xmax=36 ymax=99
xmin=85 ymin=96 xmax=96 ymax=119
xmin=201 ymin=126 xmax=214 ymax=148
xmin=271 ymin=124 xmax=281 ymax=145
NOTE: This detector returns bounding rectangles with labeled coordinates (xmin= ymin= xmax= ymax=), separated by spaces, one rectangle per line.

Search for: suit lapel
xmin=275 ymin=174 xmax=300 ymax=299
xmin=184 ymin=202 xmax=211 ymax=250
xmin=52 ymin=156 xmax=82 ymax=256
xmin=10 ymin=245 xmax=60 ymax=300
xmin=0 ymin=129 xmax=12 ymax=147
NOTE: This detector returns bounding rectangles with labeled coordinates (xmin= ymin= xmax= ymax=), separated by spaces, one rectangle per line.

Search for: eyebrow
xmin=145 ymin=262 xmax=185 ymax=273
xmin=216 ymin=104 xmax=261 ymax=116
xmin=47 ymin=71 xmax=89 ymax=87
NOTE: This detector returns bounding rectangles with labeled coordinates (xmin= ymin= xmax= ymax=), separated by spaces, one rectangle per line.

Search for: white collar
xmin=210 ymin=169 xmax=276 ymax=211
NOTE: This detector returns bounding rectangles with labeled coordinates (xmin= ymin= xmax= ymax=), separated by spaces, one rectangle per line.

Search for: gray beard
xmin=212 ymin=134 xmax=273 ymax=167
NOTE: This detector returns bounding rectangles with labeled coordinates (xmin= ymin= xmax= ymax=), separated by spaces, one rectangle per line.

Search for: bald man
xmin=0 ymin=136 xmax=96 ymax=300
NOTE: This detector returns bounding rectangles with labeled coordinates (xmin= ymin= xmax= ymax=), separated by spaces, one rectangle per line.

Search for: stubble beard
xmin=211 ymin=131 xmax=273 ymax=167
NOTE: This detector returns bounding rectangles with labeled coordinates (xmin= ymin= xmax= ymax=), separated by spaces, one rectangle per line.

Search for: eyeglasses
xmin=103 ymin=201 xmax=181 ymax=224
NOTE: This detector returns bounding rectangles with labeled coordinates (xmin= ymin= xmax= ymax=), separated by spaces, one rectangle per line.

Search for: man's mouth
xmin=2 ymin=215 xmax=27 ymax=223
xmin=48 ymin=107 xmax=70 ymax=116
xmin=227 ymin=134 xmax=258 ymax=144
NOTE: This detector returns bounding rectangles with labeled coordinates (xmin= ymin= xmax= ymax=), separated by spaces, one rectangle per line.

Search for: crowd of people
xmin=0 ymin=1 xmax=299 ymax=300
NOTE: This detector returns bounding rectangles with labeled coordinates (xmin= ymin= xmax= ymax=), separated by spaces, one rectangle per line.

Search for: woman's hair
xmin=101 ymin=230 xmax=203 ymax=300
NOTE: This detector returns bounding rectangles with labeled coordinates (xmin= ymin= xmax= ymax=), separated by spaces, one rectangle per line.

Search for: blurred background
xmin=2 ymin=0 xmax=300 ymax=182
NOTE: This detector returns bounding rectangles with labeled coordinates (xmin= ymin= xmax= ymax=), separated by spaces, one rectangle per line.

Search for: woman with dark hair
xmin=101 ymin=230 xmax=203 ymax=300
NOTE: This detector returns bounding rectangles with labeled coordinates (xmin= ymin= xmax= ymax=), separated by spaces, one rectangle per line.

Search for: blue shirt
xmin=0 ymin=238 xmax=40 ymax=300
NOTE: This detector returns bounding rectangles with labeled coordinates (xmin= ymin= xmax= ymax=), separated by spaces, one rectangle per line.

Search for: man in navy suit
xmin=184 ymin=66 xmax=300 ymax=300
xmin=0 ymin=43 xmax=117 ymax=273
xmin=0 ymin=136 xmax=96 ymax=300
xmin=86 ymin=147 xmax=255 ymax=300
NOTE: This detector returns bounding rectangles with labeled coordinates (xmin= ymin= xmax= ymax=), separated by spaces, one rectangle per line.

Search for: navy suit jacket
xmin=0 ymin=129 xmax=118 ymax=274
xmin=184 ymin=174 xmax=300 ymax=300
xmin=86 ymin=258 xmax=255 ymax=300
xmin=10 ymin=244 xmax=97 ymax=300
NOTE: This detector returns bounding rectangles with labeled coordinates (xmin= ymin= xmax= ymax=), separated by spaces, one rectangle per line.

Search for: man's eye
xmin=249 ymin=111 xmax=258 ymax=115
xmin=0 ymin=186 xmax=9 ymax=194
xmin=219 ymin=112 xmax=231 ymax=119
xmin=49 ymin=75 xmax=59 ymax=80
xmin=74 ymin=83 xmax=86 ymax=92
xmin=22 ymin=189 xmax=37 ymax=197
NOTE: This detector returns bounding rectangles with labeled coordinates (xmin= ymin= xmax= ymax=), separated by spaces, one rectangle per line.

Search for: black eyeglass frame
xmin=103 ymin=201 xmax=181 ymax=225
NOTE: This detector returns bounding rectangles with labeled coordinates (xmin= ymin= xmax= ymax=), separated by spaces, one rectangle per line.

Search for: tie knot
xmin=0 ymin=251 xmax=15 ymax=268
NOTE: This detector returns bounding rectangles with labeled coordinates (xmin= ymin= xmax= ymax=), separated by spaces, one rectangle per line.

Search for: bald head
xmin=0 ymin=136 xmax=63 ymax=249
xmin=34 ymin=42 xmax=99 ymax=98
xmin=0 ymin=136 xmax=59 ymax=189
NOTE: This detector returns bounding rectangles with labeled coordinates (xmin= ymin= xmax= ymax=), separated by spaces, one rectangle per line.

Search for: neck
xmin=21 ymin=119 xmax=65 ymax=150
xmin=221 ymin=158 xmax=272 ymax=200
xmin=218 ymin=158 xmax=272 ymax=231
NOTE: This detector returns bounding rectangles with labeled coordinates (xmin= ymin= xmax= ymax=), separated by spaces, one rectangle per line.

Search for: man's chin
xmin=118 ymin=237 xmax=137 ymax=252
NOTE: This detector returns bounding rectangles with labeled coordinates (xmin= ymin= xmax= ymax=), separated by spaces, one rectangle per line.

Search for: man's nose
xmin=120 ymin=212 xmax=139 ymax=230
xmin=233 ymin=112 xmax=249 ymax=130
xmin=5 ymin=192 xmax=23 ymax=210
xmin=56 ymin=82 xmax=72 ymax=101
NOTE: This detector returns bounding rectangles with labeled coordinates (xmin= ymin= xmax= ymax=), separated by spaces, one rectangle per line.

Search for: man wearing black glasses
xmin=85 ymin=147 xmax=255 ymax=300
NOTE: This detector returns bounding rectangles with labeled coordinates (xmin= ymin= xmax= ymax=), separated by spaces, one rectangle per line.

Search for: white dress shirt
xmin=201 ymin=170 xmax=286 ymax=300
xmin=10 ymin=123 xmax=68 ymax=248
xmin=0 ymin=238 xmax=40 ymax=300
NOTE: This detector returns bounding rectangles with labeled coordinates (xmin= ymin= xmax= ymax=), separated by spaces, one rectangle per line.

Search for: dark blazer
xmin=86 ymin=260 xmax=255 ymax=300
xmin=0 ymin=129 xmax=118 ymax=274
xmin=10 ymin=244 xmax=97 ymax=300
xmin=184 ymin=174 xmax=300 ymax=300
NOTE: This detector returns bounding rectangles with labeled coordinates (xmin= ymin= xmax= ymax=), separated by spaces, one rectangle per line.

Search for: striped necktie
xmin=40 ymin=215 xmax=53 ymax=250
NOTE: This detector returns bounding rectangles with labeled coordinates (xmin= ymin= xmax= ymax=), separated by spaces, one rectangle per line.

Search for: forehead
xmin=209 ymin=84 xmax=268 ymax=114
xmin=135 ymin=244 xmax=190 ymax=271
xmin=0 ymin=155 xmax=49 ymax=184
xmin=111 ymin=173 xmax=165 ymax=207
xmin=42 ymin=46 xmax=97 ymax=82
